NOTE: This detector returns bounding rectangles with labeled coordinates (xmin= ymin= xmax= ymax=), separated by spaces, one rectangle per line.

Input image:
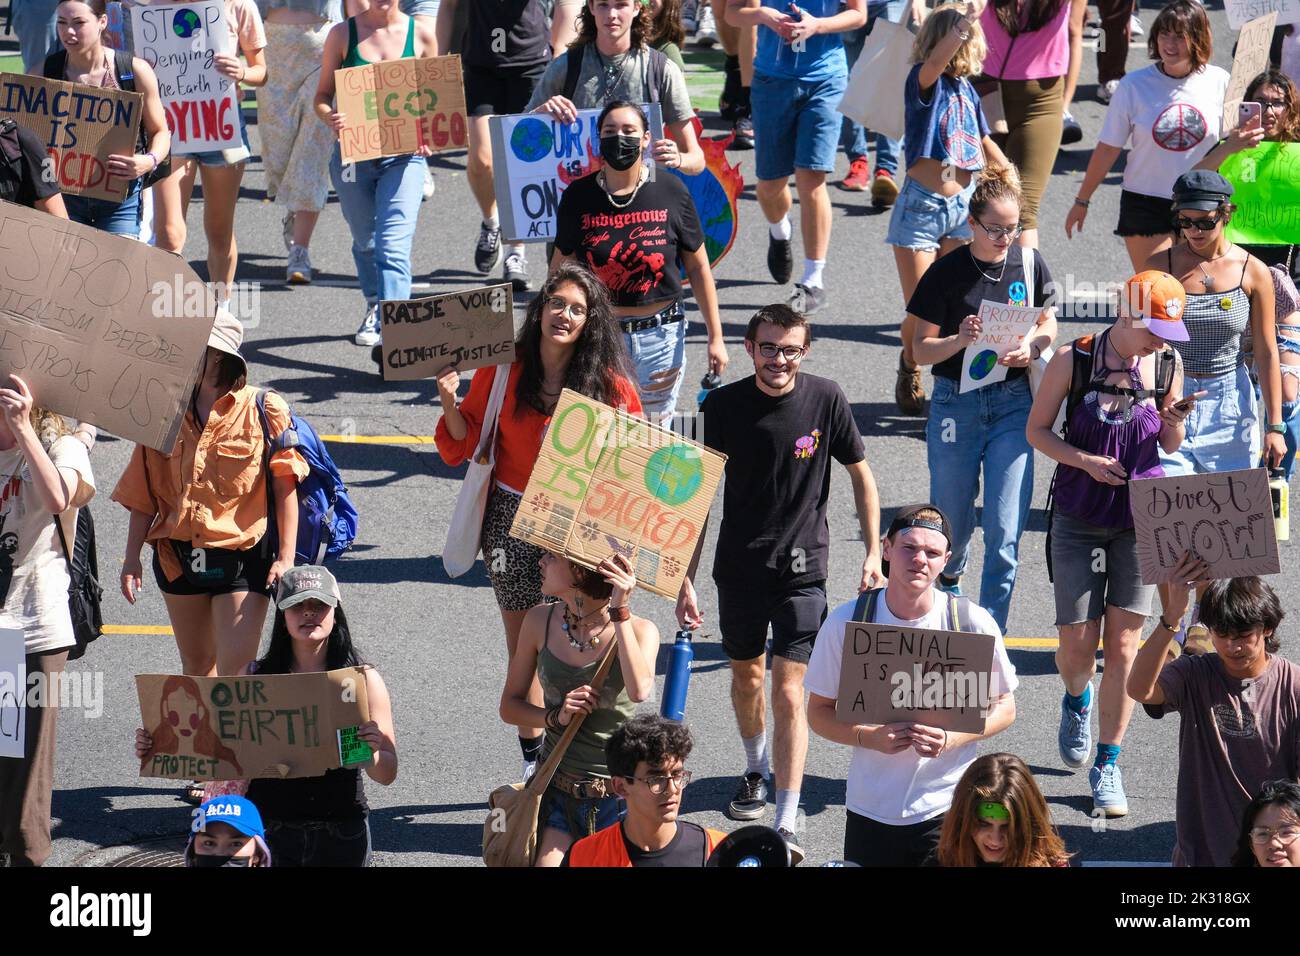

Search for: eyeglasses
xmin=976 ymin=220 xmax=1023 ymax=241
xmin=626 ymin=770 xmax=693 ymax=794
xmin=1174 ymin=215 xmax=1223 ymax=232
xmin=1249 ymin=825 xmax=1300 ymax=846
xmin=1257 ymin=98 xmax=1287 ymax=112
xmin=546 ymin=297 xmax=588 ymax=322
xmin=757 ymin=343 xmax=808 ymax=361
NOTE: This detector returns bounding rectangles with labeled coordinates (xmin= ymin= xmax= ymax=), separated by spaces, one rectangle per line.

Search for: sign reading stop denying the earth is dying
xmin=509 ymin=389 xmax=725 ymax=599
xmin=959 ymin=299 xmax=1041 ymax=394
xmin=334 ymin=56 xmax=468 ymax=163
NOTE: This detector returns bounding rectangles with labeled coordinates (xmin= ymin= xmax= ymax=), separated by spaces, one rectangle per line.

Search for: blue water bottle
xmin=697 ymin=371 xmax=721 ymax=407
xmin=660 ymin=630 xmax=695 ymax=722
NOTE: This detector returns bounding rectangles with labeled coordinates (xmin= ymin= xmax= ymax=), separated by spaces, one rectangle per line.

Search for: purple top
xmin=1054 ymin=333 xmax=1165 ymax=530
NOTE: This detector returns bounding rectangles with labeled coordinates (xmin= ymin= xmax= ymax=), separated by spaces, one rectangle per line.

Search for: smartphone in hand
xmin=1173 ymin=389 xmax=1211 ymax=413
xmin=1238 ymin=101 xmax=1262 ymax=130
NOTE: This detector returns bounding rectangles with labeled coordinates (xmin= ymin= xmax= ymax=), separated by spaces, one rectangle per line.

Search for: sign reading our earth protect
xmin=508 ymin=389 xmax=726 ymax=599
xmin=958 ymin=300 xmax=1041 ymax=394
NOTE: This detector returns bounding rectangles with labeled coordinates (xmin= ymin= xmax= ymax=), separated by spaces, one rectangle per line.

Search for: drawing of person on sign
xmin=140 ymin=674 xmax=244 ymax=775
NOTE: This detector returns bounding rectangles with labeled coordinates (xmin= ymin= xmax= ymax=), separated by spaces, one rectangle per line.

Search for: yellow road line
xmin=319 ymin=435 xmax=437 ymax=445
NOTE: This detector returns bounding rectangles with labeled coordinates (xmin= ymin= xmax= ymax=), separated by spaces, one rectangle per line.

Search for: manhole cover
xmin=72 ymin=833 xmax=188 ymax=868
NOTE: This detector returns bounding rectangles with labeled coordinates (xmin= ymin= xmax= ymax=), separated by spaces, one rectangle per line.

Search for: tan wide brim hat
xmin=207 ymin=308 xmax=248 ymax=379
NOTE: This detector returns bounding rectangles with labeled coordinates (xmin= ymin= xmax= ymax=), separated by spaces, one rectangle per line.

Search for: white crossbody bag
xmin=442 ymin=364 xmax=511 ymax=578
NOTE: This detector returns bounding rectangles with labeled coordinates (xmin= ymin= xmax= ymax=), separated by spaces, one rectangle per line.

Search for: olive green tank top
xmin=537 ymin=605 xmax=635 ymax=779
xmin=342 ymin=15 xmax=415 ymax=68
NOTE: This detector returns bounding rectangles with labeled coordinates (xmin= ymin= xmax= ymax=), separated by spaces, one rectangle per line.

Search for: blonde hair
xmin=912 ymin=4 xmax=987 ymax=78
xmin=969 ymin=161 xmax=1023 ymax=219
xmin=32 ymin=410 xmax=70 ymax=451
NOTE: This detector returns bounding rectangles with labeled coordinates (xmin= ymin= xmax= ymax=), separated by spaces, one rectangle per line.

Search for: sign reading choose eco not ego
xmin=510 ymin=390 xmax=726 ymax=599
xmin=334 ymin=55 xmax=468 ymax=163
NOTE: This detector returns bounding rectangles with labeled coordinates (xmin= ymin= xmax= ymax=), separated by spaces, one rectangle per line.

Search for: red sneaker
xmin=840 ymin=156 xmax=871 ymax=191
xmin=871 ymin=169 xmax=900 ymax=208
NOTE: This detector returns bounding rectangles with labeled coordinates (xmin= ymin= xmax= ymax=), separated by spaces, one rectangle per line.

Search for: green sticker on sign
xmin=337 ymin=726 xmax=373 ymax=766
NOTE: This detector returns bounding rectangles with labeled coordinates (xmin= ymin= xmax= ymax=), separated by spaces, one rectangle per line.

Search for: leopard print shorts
xmin=481 ymin=486 xmax=550 ymax=612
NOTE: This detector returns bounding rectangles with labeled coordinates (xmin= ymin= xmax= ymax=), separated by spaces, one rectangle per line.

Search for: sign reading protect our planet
xmin=488 ymin=105 xmax=663 ymax=243
xmin=959 ymin=299 xmax=1041 ymax=394
xmin=334 ymin=55 xmax=468 ymax=163
xmin=509 ymin=389 xmax=726 ymax=599
xmin=1222 ymin=142 xmax=1300 ymax=246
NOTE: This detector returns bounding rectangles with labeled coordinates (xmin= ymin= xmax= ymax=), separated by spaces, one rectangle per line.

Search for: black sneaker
xmin=730 ymin=115 xmax=754 ymax=151
xmin=767 ymin=234 xmax=793 ymax=284
xmin=727 ymin=771 xmax=769 ymax=821
xmin=475 ymin=221 xmax=502 ymax=273
xmin=777 ymin=826 xmax=805 ymax=865
xmin=1061 ymin=111 xmax=1083 ymax=146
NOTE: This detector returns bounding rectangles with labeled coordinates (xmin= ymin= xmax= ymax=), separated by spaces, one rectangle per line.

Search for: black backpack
xmin=562 ymin=44 xmax=668 ymax=105
xmin=53 ymin=509 xmax=104 ymax=663
xmin=43 ymin=48 xmax=172 ymax=188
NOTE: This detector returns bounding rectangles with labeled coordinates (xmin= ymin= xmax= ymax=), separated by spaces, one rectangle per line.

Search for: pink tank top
xmin=980 ymin=1 xmax=1071 ymax=81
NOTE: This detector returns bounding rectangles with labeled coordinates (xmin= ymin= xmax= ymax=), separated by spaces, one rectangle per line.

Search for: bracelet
xmin=1158 ymin=615 xmax=1181 ymax=634
xmin=238 ymin=64 xmax=246 ymax=83
xmin=1073 ymin=197 xmax=1090 ymax=208
xmin=609 ymin=604 xmax=631 ymax=623
xmin=854 ymin=726 xmax=867 ymax=749
xmin=145 ymin=151 xmax=158 ymax=171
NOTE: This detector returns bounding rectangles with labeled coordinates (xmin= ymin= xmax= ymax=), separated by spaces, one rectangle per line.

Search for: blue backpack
xmin=255 ymin=389 xmax=358 ymax=565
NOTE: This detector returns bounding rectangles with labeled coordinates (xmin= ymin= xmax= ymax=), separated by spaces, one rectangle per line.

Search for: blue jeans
xmin=63 ymin=180 xmax=143 ymax=237
xmin=623 ymin=312 xmax=688 ymax=423
xmin=329 ymin=150 xmax=426 ymax=305
xmin=13 ymin=0 xmax=61 ymax=72
xmin=839 ymin=0 xmax=903 ymax=174
xmin=925 ymin=375 xmax=1034 ymax=632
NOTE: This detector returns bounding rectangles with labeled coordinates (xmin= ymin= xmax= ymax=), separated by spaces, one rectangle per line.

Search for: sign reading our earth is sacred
xmin=488 ymin=105 xmax=664 ymax=244
xmin=508 ymin=389 xmax=725 ymax=599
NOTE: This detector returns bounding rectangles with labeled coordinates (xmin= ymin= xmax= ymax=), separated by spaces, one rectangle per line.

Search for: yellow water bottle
xmin=1270 ymin=468 xmax=1290 ymax=542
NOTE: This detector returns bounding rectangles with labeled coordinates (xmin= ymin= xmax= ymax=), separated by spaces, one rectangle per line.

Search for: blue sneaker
xmin=936 ymin=573 xmax=962 ymax=596
xmin=1090 ymin=763 xmax=1129 ymax=817
xmin=1058 ymin=694 xmax=1092 ymax=768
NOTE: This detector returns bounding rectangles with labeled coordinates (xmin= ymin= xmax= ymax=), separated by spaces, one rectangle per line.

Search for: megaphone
xmin=706 ymin=825 xmax=792 ymax=868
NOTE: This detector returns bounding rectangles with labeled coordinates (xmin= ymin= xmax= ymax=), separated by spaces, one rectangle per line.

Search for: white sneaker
xmin=696 ymin=4 xmax=718 ymax=46
xmin=355 ymin=304 xmax=381 ymax=347
xmin=1130 ymin=13 xmax=1144 ymax=36
xmin=1098 ymin=78 xmax=1120 ymax=105
xmin=282 ymin=211 xmax=295 ymax=252
xmin=286 ymin=244 xmax=313 ymax=285
xmin=422 ymin=163 xmax=436 ymax=201
xmin=522 ymin=760 xmax=538 ymax=783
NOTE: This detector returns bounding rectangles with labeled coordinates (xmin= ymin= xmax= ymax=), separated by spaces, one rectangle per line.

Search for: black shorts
xmin=1114 ymin=189 xmax=1175 ymax=238
xmin=844 ymin=809 xmax=945 ymax=867
xmin=464 ymin=62 xmax=547 ymax=118
xmin=716 ymin=583 xmax=827 ymax=664
xmin=152 ymin=541 xmax=275 ymax=597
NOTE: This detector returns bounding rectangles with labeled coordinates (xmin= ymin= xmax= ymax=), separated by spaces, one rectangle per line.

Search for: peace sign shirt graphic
xmin=1152 ymin=103 xmax=1208 ymax=153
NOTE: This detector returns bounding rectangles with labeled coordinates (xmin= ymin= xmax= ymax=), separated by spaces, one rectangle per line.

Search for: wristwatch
xmin=1266 ymin=422 xmax=1287 ymax=434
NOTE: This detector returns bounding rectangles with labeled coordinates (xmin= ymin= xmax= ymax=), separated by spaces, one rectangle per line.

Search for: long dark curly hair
xmin=1246 ymin=69 xmax=1300 ymax=145
xmin=571 ymin=0 xmax=654 ymax=50
xmin=514 ymin=263 xmax=637 ymax=416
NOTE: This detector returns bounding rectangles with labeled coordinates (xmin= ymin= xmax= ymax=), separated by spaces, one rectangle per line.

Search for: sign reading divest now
xmin=834 ymin=622 xmax=996 ymax=734
xmin=380 ymin=283 xmax=514 ymax=379
xmin=509 ymin=389 xmax=726 ymax=599
xmin=0 ymin=199 xmax=215 ymax=453
xmin=0 ymin=74 xmax=141 ymax=201
xmin=132 ymin=1 xmax=243 ymax=153
xmin=136 ymin=668 xmax=370 ymax=781
xmin=1222 ymin=142 xmax=1300 ymax=246
xmin=1129 ymin=468 xmax=1280 ymax=584
xmin=334 ymin=55 xmax=468 ymax=163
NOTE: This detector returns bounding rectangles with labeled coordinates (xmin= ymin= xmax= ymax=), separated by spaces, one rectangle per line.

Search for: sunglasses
xmin=1173 ymin=214 xmax=1223 ymax=232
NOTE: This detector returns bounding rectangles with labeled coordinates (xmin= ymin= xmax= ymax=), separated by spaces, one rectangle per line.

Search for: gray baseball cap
xmin=276 ymin=565 xmax=341 ymax=610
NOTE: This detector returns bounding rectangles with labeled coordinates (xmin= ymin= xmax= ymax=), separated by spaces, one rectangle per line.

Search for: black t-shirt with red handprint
xmin=554 ymin=171 xmax=703 ymax=309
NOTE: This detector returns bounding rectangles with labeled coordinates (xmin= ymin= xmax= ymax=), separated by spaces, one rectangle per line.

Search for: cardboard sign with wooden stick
xmin=380 ymin=283 xmax=514 ymax=380
xmin=0 ymin=74 xmax=142 ymax=201
xmin=1129 ymin=468 xmax=1280 ymax=584
xmin=1222 ymin=13 xmax=1278 ymax=132
xmin=136 ymin=668 xmax=371 ymax=781
xmin=509 ymin=389 xmax=726 ymax=599
xmin=0 ymin=200 xmax=215 ymax=453
xmin=334 ymin=55 xmax=468 ymax=163
xmin=835 ymin=622 xmax=996 ymax=734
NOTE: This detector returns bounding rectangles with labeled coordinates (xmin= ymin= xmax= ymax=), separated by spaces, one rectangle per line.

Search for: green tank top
xmin=537 ymin=606 xmax=635 ymax=779
xmin=342 ymin=15 xmax=416 ymax=68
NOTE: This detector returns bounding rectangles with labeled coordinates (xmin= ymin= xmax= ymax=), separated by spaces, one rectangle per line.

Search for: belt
xmin=550 ymin=768 xmax=613 ymax=800
xmin=620 ymin=301 xmax=684 ymax=334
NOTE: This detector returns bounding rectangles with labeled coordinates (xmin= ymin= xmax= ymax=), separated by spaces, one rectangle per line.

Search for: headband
xmin=888 ymin=517 xmax=949 ymax=543
xmin=977 ymin=801 xmax=1010 ymax=821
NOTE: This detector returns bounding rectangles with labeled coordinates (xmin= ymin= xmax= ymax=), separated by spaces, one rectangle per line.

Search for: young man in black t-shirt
xmin=0 ymin=119 xmax=67 ymax=216
xmin=678 ymin=304 xmax=883 ymax=864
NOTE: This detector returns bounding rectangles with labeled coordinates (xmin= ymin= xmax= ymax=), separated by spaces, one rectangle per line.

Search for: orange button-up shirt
xmin=112 ymin=385 xmax=309 ymax=581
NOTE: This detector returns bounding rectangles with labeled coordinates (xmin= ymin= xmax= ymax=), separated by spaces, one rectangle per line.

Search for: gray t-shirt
xmin=1156 ymin=653 xmax=1300 ymax=867
xmin=525 ymin=45 xmax=692 ymax=125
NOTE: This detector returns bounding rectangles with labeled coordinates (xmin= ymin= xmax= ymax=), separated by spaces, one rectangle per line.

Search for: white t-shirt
xmin=804 ymin=589 xmax=1018 ymax=825
xmin=0 ymin=436 xmax=96 ymax=655
xmin=1097 ymin=63 xmax=1230 ymax=200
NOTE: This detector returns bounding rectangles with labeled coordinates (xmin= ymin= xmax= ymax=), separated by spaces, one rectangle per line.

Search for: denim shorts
xmin=623 ymin=310 xmax=688 ymax=424
xmin=1049 ymin=510 xmax=1155 ymax=625
xmin=751 ymin=69 xmax=847 ymax=180
xmin=175 ymin=106 xmax=252 ymax=167
xmin=1159 ymin=363 xmax=1259 ymax=475
xmin=63 ymin=178 xmax=143 ymax=237
xmin=885 ymin=177 xmax=976 ymax=250
xmin=540 ymin=785 xmax=623 ymax=839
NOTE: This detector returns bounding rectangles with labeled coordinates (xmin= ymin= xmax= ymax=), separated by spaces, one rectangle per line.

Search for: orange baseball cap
xmin=1122 ymin=271 xmax=1189 ymax=342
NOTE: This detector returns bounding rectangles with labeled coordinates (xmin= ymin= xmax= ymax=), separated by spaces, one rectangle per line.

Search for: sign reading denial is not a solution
xmin=136 ymin=668 xmax=370 ymax=781
xmin=509 ymin=389 xmax=725 ymax=599
xmin=334 ymin=55 xmax=468 ymax=163
xmin=380 ymin=283 xmax=514 ymax=380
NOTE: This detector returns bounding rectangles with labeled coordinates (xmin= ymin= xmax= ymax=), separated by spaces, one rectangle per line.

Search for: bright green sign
xmin=1222 ymin=142 xmax=1300 ymax=246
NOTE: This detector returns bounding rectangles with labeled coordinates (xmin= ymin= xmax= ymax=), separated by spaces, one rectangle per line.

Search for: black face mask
xmin=599 ymin=133 xmax=641 ymax=171
xmin=191 ymin=852 xmax=253 ymax=868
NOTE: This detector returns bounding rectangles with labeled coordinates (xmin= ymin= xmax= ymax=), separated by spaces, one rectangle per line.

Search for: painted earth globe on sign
xmin=510 ymin=118 xmax=554 ymax=164
xmin=669 ymin=167 xmax=734 ymax=266
xmin=172 ymin=8 xmax=203 ymax=38
xmin=969 ymin=349 xmax=1000 ymax=380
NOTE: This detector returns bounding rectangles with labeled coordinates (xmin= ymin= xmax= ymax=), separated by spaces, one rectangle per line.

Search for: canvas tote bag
xmin=836 ymin=17 xmax=912 ymax=143
xmin=442 ymin=364 xmax=511 ymax=578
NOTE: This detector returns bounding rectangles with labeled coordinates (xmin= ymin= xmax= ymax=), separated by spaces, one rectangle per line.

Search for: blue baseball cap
xmin=196 ymin=795 xmax=265 ymax=840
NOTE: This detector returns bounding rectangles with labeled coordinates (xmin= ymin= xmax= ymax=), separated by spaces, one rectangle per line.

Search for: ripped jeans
xmin=623 ymin=312 xmax=688 ymax=424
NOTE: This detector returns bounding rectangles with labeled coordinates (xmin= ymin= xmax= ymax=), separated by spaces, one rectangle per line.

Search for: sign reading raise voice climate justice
xmin=334 ymin=55 xmax=468 ymax=163
xmin=509 ymin=389 xmax=725 ymax=599
xmin=380 ymin=283 xmax=515 ymax=380
xmin=0 ymin=74 xmax=141 ymax=201
xmin=959 ymin=300 xmax=1041 ymax=394
xmin=1222 ymin=142 xmax=1300 ymax=246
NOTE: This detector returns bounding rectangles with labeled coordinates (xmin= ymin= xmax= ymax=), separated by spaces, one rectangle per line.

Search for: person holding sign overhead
xmin=314 ymin=0 xmax=439 ymax=347
xmin=908 ymin=164 xmax=1057 ymax=632
xmin=1026 ymin=270 xmax=1188 ymax=819
xmin=551 ymin=100 xmax=727 ymax=424
xmin=805 ymin=505 xmax=1017 ymax=867
xmin=434 ymin=264 xmax=642 ymax=780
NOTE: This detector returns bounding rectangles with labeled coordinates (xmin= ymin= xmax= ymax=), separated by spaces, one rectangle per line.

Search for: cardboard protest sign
xmin=334 ymin=55 xmax=468 ymax=163
xmin=0 ymin=627 xmax=24 ymax=759
xmin=136 ymin=668 xmax=371 ymax=781
xmin=1222 ymin=142 xmax=1300 ymax=245
xmin=0 ymin=74 xmax=142 ymax=201
xmin=488 ymin=105 xmax=664 ymax=243
xmin=1130 ymin=468 xmax=1280 ymax=584
xmin=1226 ymin=0 xmax=1300 ymax=30
xmin=834 ymin=622 xmax=997 ymax=734
xmin=0 ymin=199 xmax=216 ymax=452
xmin=509 ymin=389 xmax=726 ymax=599
xmin=131 ymin=1 xmax=243 ymax=153
xmin=380 ymin=283 xmax=514 ymax=380
xmin=959 ymin=299 xmax=1041 ymax=394
xmin=1222 ymin=13 xmax=1278 ymax=132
